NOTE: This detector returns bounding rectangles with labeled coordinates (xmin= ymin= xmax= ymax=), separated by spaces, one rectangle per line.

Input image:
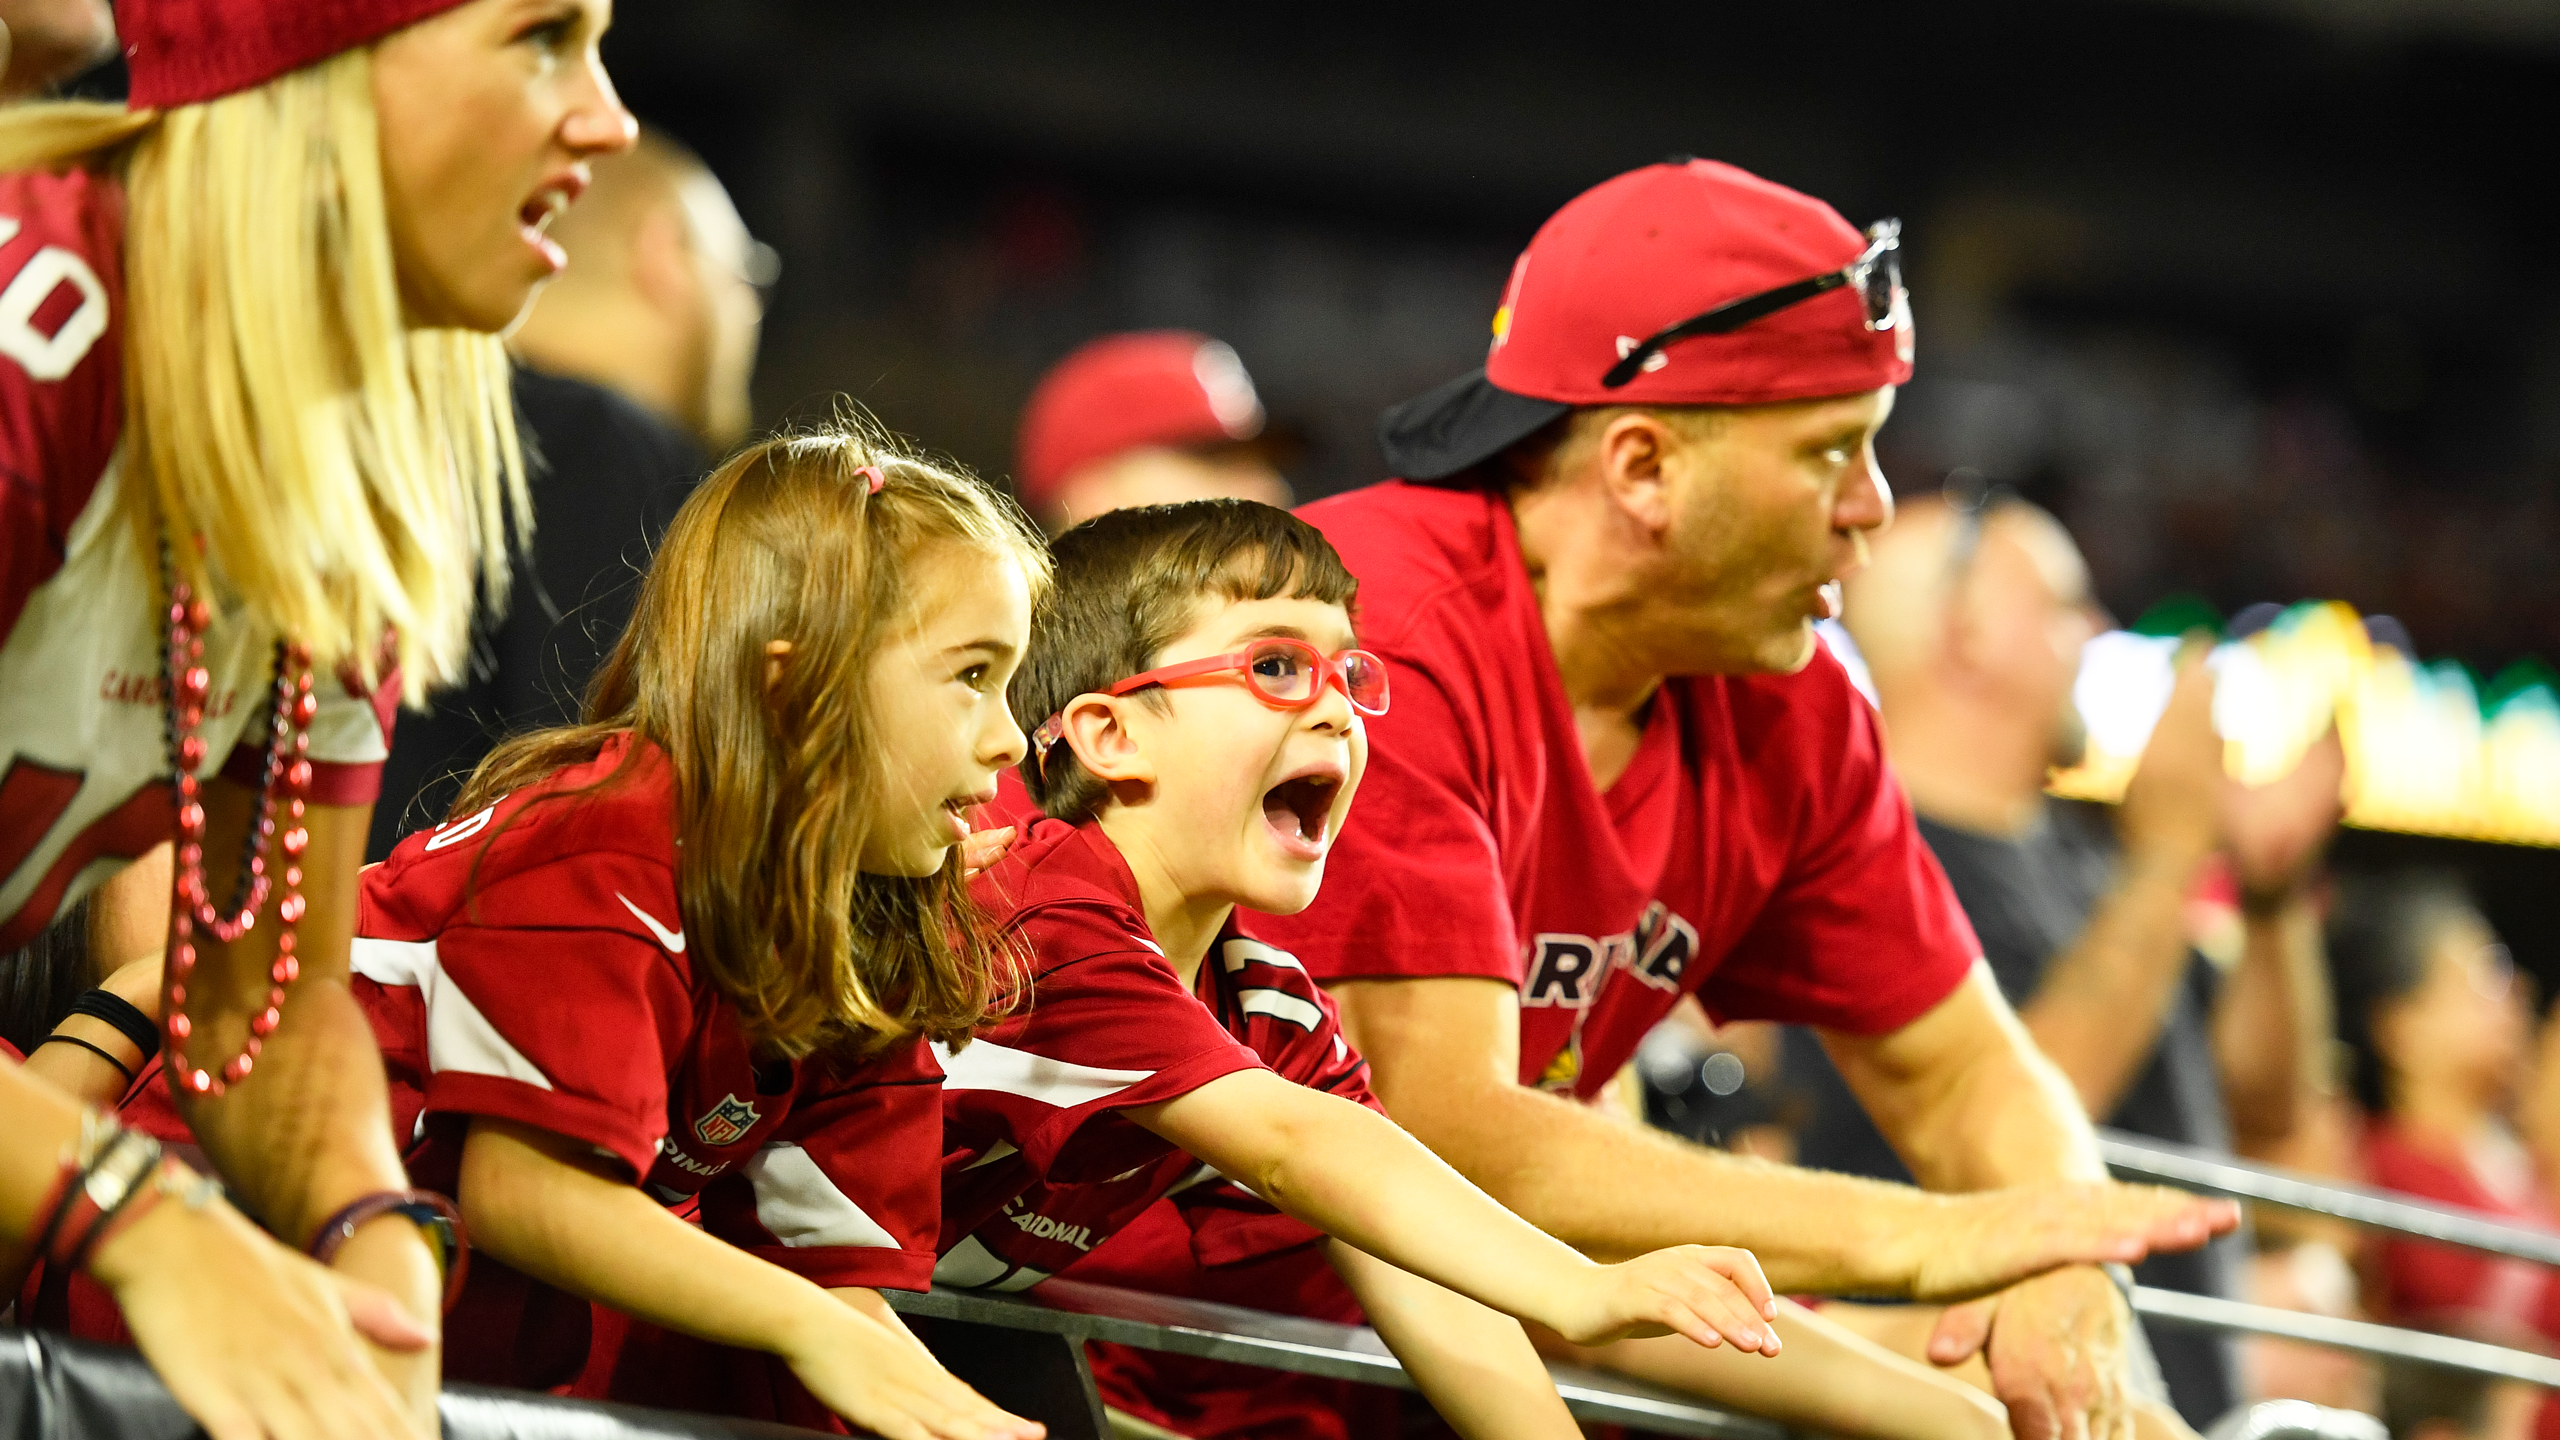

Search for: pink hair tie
xmin=857 ymin=465 xmax=885 ymax=494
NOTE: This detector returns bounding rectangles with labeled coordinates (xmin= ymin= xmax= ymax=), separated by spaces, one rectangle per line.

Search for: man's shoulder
xmin=513 ymin=366 xmax=707 ymax=483
xmin=1295 ymin=482 xmax=1513 ymax=651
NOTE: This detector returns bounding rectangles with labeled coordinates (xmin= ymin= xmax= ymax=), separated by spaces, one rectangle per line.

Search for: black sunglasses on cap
xmin=1601 ymin=218 xmax=1904 ymax=390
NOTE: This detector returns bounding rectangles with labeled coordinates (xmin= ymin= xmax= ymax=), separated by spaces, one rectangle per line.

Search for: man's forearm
xmin=2016 ymin=853 xmax=2203 ymax=1121
xmin=1842 ymin=999 xmax=2104 ymax=1193
xmin=1375 ymin=1059 xmax=1950 ymax=1294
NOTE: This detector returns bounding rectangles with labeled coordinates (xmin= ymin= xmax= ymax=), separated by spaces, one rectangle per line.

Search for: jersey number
xmin=0 ymin=216 xmax=110 ymax=381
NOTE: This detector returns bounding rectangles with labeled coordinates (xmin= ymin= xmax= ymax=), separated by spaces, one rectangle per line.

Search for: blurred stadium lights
xmin=2057 ymin=604 xmax=2560 ymax=847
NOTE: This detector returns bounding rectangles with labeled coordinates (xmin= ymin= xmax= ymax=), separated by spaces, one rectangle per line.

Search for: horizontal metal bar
xmin=887 ymin=1282 xmax=1788 ymax=1440
xmin=2133 ymin=1285 xmax=2560 ymax=1389
xmin=2099 ymin=1128 xmax=2560 ymax=1268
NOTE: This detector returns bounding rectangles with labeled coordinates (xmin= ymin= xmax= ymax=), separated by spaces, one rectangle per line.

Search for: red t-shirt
xmin=353 ymin=733 xmax=943 ymax=1393
xmin=0 ymin=168 xmax=396 ymax=948
xmin=2361 ymin=1121 xmax=2560 ymax=1440
xmin=938 ymin=818 xmax=1385 ymax=1292
xmin=1244 ymin=482 xmax=1979 ymax=1095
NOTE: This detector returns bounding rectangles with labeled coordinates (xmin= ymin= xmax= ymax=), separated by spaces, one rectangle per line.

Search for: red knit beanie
xmin=121 ymin=0 xmax=476 ymax=110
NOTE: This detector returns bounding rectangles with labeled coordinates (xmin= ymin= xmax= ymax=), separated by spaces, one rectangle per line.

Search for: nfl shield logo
xmin=694 ymin=1094 xmax=760 ymax=1147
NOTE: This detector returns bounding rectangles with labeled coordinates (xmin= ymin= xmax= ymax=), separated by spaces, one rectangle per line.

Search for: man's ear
xmin=1061 ymin=694 xmax=1156 ymax=787
xmin=1591 ymin=412 xmax=1679 ymax=536
xmin=629 ymin=202 xmax=699 ymax=321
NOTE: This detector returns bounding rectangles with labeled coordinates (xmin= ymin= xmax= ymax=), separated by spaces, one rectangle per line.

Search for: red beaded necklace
xmin=158 ymin=559 xmax=316 ymax=1097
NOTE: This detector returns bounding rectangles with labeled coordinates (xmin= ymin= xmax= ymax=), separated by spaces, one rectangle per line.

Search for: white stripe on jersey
xmin=743 ymin=1142 xmax=901 ymax=1250
xmin=932 ymin=1038 xmax=1152 ymax=1108
xmin=351 ymin=936 xmax=555 ymax=1091
xmin=934 ymin=1233 xmax=1051 ymax=1292
xmin=1220 ymin=937 xmax=1305 ymax=974
xmin=1237 ymin=987 xmax=1323 ymax=1033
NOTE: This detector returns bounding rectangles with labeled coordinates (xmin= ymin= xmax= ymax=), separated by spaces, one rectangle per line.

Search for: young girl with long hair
xmin=341 ymin=425 xmax=1047 ymax=1440
xmin=0 ymin=1 xmax=634 ymax=1432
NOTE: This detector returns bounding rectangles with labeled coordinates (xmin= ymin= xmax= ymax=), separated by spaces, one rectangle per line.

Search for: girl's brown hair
xmin=457 ymin=418 xmax=1051 ymax=1057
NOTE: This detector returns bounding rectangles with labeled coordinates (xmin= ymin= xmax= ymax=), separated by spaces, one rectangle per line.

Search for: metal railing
xmin=2100 ymin=1127 xmax=2560 ymax=1268
xmin=887 ymin=1279 xmax=1787 ymax=1440
xmin=2097 ymin=1126 xmax=2560 ymax=1390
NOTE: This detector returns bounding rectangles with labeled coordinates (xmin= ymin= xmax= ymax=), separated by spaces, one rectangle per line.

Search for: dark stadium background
xmin=616 ymin=1 xmax=2560 ymax=982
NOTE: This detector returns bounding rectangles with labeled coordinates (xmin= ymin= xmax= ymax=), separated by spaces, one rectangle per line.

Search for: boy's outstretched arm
xmin=1126 ymin=1069 xmax=1780 ymax=1354
xmin=458 ymin=1117 xmax=1042 ymax=1440
xmin=1328 ymin=1239 xmax=1582 ymax=1440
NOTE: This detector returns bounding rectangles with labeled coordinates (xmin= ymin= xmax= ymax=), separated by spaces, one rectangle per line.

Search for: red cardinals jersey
xmin=1247 ymin=482 xmax=1979 ymax=1097
xmin=353 ymin=733 xmax=942 ymax=1388
xmin=938 ymin=819 xmax=1383 ymax=1293
xmin=0 ymin=167 xmax=395 ymax=948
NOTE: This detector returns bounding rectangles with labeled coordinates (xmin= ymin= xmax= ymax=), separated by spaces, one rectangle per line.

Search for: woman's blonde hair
xmin=0 ymin=48 xmax=523 ymax=697
xmin=458 ymin=418 xmax=1052 ymax=1058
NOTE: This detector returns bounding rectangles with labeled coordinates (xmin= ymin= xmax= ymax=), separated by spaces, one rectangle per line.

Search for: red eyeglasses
xmin=1032 ymin=637 xmax=1390 ymax=776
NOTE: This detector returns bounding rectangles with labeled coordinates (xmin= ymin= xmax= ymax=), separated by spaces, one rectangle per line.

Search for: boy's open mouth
xmin=1261 ymin=774 xmax=1340 ymax=850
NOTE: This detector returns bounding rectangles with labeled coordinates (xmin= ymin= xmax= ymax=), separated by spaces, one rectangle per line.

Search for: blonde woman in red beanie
xmin=0 ymin=3 xmax=634 ymax=1435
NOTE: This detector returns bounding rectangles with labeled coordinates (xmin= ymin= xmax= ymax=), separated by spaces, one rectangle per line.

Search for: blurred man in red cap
xmin=1085 ymin=160 xmax=2240 ymax=1440
xmin=1015 ymin=330 xmax=1289 ymax=533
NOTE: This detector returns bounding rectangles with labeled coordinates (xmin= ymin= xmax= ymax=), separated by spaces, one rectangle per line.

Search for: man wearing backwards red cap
xmin=1015 ymin=330 xmax=1290 ymax=533
xmin=1214 ymin=160 xmax=2236 ymax=1440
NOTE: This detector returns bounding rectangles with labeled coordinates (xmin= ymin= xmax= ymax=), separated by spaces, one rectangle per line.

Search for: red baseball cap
xmin=122 ymin=0 xmax=475 ymax=110
xmin=1381 ymin=159 xmax=1915 ymax=480
xmin=1016 ymin=331 xmax=1267 ymax=507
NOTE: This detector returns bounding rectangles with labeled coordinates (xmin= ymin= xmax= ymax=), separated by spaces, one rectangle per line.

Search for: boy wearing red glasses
xmin=939 ymin=498 xmax=1788 ymax=1439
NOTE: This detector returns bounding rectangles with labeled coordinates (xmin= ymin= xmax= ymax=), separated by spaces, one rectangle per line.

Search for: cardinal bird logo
xmin=695 ymin=1093 xmax=761 ymax=1147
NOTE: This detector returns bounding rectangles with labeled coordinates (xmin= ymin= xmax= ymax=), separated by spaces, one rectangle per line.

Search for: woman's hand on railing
xmin=88 ymin=1182 xmax=432 ymax=1440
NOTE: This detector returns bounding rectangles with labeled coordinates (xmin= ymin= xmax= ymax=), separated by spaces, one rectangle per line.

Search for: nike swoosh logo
xmin=617 ymin=893 xmax=686 ymax=954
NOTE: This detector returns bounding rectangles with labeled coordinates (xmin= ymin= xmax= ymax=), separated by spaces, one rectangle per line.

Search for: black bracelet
xmin=32 ymin=1034 xmax=137 ymax=1088
xmin=69 ymin=989 xmax=160 ymax=1060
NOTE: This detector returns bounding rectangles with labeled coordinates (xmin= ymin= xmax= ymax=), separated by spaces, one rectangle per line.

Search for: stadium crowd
xmin=0 ymin=5 xmax=2550 ymax=1440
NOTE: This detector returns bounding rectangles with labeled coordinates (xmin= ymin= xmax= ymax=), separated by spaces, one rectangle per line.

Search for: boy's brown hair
xmin=458 ymin=417 xmax=1050 ymax=1058
xmin=1015 ymin=499 xmax=1359 ymax=824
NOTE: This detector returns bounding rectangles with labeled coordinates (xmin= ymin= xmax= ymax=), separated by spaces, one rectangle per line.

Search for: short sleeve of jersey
xmin=1168 ymin=936 xmax=1390 ymax=1269
xmin=370 ymin=851 xmax=697 ymax=1176
xmin=1697 ymin=661 xmax=1981 ymax=1034
xmin=0 ymin=169 xmax=124 ymax=647
xmin=222 ymin=663 xmax=399 ymax=807
xmin=1242 ymin=656 xmax=1518 ymax=988
xmin=940 ymin=903 xmax=1266 ymax=1179
xmin=700 ymin=1040 xmax=944 ymax=1292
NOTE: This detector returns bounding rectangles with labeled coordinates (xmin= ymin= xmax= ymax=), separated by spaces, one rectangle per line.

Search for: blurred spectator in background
xmin=509 ymin=126 xmax=771 ymax=455
xmin=1014 ymin=330 xmax=1288 ymax=533
xmin=0 ymin=0 xmax=110 ymax=98
xmin=366 ymin=129 xmax=762 ymax=860
xmin=2331 ymin=873 xmax=2560 ymax=1435
xmin=1791 ymin=491 xmax=2345 ymax=1428
xmin=2384 ymin=1360 xmax=2500 ymax=1440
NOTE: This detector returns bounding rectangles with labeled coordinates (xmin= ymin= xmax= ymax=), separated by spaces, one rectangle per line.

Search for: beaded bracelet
xmin=309 ymin=1188 xmax=469 ymax=1313
xmin=29 ymin=1117 xmax=163 ymax=1273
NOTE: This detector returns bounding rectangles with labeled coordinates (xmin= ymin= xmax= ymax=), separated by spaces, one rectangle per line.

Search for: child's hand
xmin=1547 ymin=1244 xmax=1783 ymax=1355
xmin=959 ymin=826 xmax=1017 ymax=881
xmin=782 ymin=1305 xmax=1046 ymax=1440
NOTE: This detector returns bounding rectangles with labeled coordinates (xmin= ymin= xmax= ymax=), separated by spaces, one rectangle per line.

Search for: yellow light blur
xmin=2048 ymin=601 xmax=2560 ymax=848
